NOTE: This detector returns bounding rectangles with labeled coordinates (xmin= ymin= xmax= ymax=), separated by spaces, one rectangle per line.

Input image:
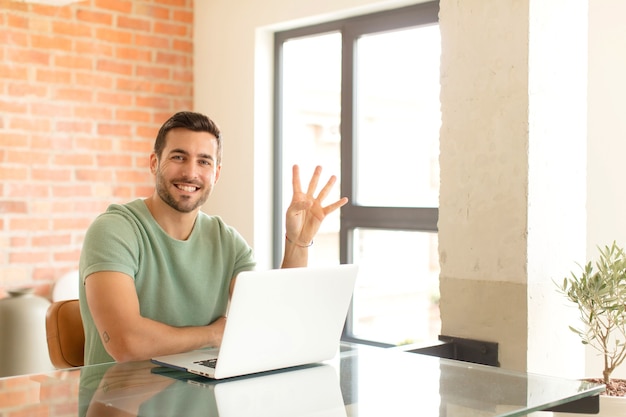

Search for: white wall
xmin=586 ymin=0 xmax=626 ymax=379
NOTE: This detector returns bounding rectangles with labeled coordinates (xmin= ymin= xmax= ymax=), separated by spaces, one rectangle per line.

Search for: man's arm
xmin=85 ymin=271 xmax=226 ymax=363
xmin=281 ymin=165 xmax=348 ymax=268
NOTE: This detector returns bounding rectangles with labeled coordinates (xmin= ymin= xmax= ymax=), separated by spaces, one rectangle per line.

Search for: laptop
xmin=151 ymin=264 xmax=358 ymax=379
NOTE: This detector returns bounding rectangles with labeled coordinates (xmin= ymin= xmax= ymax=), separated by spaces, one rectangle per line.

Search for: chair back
xmin=45 ymin=299 xmax=85 ymax=368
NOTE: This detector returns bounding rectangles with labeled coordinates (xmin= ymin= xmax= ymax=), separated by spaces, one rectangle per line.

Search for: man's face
xmin=150 ymin=128 xmax=221 ymax=213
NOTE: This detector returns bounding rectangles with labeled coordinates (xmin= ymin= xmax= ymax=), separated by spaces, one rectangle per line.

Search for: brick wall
xmin=0 ymin=0 xmax=194 ymax=299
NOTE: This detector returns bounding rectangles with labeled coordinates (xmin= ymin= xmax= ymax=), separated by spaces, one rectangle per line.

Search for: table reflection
xmin=80 ymin=361 xmax=346 ymax=417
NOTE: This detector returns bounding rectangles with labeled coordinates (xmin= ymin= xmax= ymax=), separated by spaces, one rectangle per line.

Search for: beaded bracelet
xmin=285 ymin=233 xmax=313 ymax=248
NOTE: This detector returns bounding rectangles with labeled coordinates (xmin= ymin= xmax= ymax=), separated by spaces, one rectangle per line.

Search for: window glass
xmin=351 ymin=228 xmax=440 ymax=345
xmin=281 ymin=32 xmax=343 ymax=265
xmin=355 ymin=25 xmax=441 ymax=208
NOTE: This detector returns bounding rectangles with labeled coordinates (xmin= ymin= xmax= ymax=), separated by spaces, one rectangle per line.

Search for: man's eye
xmin=172 ymin=155 xmax=184 ymax=161
xmin=200 ymin=160 xmax=212 ymax=166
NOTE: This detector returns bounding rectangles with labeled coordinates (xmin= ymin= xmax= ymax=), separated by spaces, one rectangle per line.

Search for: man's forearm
xmin=102 ymin=316 xmax=226 ymax=363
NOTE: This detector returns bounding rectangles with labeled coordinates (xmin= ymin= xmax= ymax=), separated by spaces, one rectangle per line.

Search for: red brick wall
xmin=0 ymin=0 xmax=194 ymax=299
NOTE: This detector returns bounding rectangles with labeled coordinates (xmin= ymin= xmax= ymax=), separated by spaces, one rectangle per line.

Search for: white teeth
xmin=177 ymin=185 xmax=197 ymax=192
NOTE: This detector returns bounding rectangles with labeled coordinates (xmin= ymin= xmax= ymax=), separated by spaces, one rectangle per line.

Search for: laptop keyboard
xmin=194 ymin=358 xmax=218 ymax=368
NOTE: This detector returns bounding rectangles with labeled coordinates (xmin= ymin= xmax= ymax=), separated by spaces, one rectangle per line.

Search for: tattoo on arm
xmin=102 ymin=331 xmax=110 ymax=343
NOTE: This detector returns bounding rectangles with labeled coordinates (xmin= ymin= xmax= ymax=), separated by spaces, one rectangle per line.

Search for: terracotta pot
xmin=0 ymin=288 xmax=54 ymax=377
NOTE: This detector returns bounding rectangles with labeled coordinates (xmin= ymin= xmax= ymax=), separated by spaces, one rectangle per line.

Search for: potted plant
xmin=555 ymin=241 xmax=626 ymax=415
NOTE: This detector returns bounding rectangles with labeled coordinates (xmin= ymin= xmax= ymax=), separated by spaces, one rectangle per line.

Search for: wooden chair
xmin=45 ymin=299 xmax=85 ymax=368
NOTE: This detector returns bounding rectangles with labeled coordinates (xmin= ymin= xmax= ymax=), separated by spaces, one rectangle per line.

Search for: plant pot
xmin=553 ymin=394 xmax=626 ymax=417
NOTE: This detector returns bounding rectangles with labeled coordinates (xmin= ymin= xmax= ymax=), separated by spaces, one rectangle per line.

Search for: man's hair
xmin=153 ymin=111 xmax=222 ymax=164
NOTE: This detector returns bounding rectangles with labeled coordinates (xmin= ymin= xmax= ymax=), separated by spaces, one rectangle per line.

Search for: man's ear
xmin=214 ymin=164 xmax=222 ymax=183
xmin=149 ymin=153 xmax=158 ymax=175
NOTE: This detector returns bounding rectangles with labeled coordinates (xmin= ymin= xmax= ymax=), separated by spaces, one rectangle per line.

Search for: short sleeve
xmin=79 ymin=211 xmax=141 ymax=283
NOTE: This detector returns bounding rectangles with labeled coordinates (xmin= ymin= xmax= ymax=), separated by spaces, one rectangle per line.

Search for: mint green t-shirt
xmin=78 ymin=199 xmax=256 ymax=365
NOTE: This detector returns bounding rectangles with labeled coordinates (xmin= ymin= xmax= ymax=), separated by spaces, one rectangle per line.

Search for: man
xmin=79 ymin=111 xmax=348 ymax=365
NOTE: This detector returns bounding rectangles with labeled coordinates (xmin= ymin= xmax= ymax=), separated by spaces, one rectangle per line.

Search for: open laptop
xmin=151 ymin=264 xmax=358 ymax=379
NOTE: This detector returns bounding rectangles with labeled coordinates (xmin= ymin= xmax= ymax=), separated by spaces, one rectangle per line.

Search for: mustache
xmin=172 ymin=178 xmax=203 ymax=188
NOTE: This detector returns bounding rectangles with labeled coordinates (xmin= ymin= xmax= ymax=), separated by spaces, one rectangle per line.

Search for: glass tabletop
xmin=0 ymin=343 xmax=605 ymax=417
xmin=339 ymin=344 xmax=605 ymax=417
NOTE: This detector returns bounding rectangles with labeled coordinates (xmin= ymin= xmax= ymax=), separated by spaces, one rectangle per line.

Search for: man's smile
xmin=175 ymin=183 xmax=200 ymax=193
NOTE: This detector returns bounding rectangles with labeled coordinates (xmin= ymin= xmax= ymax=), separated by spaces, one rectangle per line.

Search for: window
xmin=274 ymin=2 xmax=440 ymax=347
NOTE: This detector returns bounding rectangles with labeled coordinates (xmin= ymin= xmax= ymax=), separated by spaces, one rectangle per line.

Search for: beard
xmin=154 ymin=169 xmax=211 ymax=213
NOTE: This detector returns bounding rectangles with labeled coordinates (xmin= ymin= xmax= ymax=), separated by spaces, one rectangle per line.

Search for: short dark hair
xmin=153 ymin=111 xmax=222 ymax=164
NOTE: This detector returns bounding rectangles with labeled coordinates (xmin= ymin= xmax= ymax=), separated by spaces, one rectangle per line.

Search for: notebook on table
xmin=151 ymin=264 xmax=358 ymax=380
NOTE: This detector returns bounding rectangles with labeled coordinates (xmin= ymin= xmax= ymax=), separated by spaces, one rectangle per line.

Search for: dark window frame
xmin=273 ymin=1 xmax=440 ymax=346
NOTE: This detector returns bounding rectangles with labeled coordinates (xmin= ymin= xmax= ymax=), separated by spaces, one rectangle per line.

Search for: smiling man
xmin=78 ymin=111 xmax=347 ymax=365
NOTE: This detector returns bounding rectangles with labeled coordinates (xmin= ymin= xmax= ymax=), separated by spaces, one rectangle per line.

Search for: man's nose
xmin=181 ymin=160 xmax=199 ymax=178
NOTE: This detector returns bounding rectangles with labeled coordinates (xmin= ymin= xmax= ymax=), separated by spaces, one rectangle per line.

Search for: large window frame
xmin=273 ymin=2 xmax=440 ymax=346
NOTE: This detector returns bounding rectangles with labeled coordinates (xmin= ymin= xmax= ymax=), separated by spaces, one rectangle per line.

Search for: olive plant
xmin=557 ymin=241 xmax=626 ymax=385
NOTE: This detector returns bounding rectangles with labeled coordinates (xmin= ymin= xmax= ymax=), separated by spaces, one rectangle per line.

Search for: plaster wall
xmin=436 ymin=0 xmax=531 ymax=373
xmin=437 ymin=0 xmax=587 ymax=376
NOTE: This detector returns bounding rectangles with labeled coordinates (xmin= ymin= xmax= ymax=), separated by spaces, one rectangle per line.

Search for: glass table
xmin=0 ymin=343 xmax=605 ymax=417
